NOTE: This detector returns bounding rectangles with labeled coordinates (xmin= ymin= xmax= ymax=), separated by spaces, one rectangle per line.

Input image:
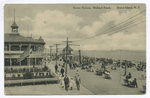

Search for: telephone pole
xmin=78 ymin=50 xmax=81 ymax=66
xmin=120 ymin=50 xmax=122 ymax=82
xmin=95 ymin=50 xmax=96 ymax=64
xmin=49 ymin=46 xmax=53 ymax=61
xmin=53 ymin=44 xmax=60 ymax=66
xmin=62 ymin=37 xmax=72 ymax=75
xmin=124 ymin=61 xmax=127 ymax=76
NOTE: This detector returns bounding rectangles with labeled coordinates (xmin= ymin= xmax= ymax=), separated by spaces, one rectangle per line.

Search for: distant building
xmin=62 ymin=45 xmax=73 ymax=63
xmin=4 ymin=14 xmax=45 ymax=68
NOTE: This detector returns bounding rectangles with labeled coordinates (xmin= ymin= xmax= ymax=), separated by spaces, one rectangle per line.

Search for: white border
xmin=1 ymin=0 xmax=149 ymax=98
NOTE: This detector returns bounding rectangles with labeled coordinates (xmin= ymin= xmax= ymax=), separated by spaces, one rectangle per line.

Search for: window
xmin=4 ymin=46 xmax=9 ymax=51
xmin=21 ymin=46 xmax=28 ymax=51
xmin=30 ymin=58 xmax=35 ymax=65
xmin=36 ymin=58 xmax=42 ymax=65
xmin=4 ymin=58 xmax=10 ymax=66
xmin=69 ymin=51 xmax=71 ymax=54
xmin=11 ymin=46 xmax=20 ymax=51
xmin=11 ymin=58 xmax=19 ymax=66
xmin=21 ymin=58 xmax=27 ymax=66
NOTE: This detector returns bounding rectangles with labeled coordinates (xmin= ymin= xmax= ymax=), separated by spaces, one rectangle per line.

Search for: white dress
xmin=69 ymin=79 xmax=75 ymax=88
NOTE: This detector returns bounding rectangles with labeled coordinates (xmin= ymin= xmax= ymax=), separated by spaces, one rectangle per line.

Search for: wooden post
xmin=120 ymin=50 xmax=122 ymax=82
xmin=49 ymin=46 xmax=53 ymax=61
xmin=62 ymin=37 xmax=72 ymax=75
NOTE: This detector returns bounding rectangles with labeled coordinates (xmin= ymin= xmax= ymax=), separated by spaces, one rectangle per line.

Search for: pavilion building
xmin=62 ymin=46 xmax=73 ymax=63
xmin=4 ymin=15 xmax=45 ymax=68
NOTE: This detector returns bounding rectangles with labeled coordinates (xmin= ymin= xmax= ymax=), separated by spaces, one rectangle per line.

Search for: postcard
xmin=4 ymin=4 xmax=146 ymax=95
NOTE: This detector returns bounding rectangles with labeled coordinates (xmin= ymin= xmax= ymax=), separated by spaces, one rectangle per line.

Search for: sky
xmin=4 ymin=4 xmax=146 ymax=51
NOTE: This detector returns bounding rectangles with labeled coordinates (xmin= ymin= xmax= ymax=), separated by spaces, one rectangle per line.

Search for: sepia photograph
xmin=4 ymin=4 xmax=146 ymax=95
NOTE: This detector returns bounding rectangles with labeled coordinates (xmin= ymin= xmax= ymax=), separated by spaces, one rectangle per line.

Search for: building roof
xmin=63 ymin=46 xmax=73 ymax=51
xmin=11 ymin=21 xmax=18 ymax=28
xmin=4 ymin=33 xmax=45 ymax=44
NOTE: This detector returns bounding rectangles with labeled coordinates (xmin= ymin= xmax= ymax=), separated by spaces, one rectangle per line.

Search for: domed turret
xmin=11 ymin=9 xmax=19 ymax=34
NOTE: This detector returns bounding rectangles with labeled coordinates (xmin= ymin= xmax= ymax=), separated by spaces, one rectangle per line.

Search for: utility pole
xmin=95 ymin=50 xmax=96 ymax=65
xmin=78 ymin=50 xmax=81 ymax=66
xmin=62 ymin=37 xmax=72 ymax=75
xmin=53 ymin=44 xmax=60 ymax=66
xmin=124 ymin=61 xmax=127 ymax=76
xmin=49 ymin=46 xmax=53 ymax=61
xmin=120 ymin=50 xmax=122 ymax=82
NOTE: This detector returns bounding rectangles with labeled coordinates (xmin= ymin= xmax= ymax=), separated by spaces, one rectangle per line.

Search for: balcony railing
xmin=4 ymin=51 xmax=24 ymax=54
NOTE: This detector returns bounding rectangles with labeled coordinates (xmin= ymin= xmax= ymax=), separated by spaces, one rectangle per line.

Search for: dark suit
xmin=76 ymin=76 xmax=81 ymax=90
xmin=55 ymin=65 xmax=58 ymax=73
xmin=64 ymin=76 xmax=69 ymax=91
xmin=61 ymin=68 xmax=64 ymax=77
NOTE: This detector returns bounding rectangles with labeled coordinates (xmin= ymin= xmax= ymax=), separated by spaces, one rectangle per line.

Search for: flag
xmin=17 ymin=45 xmax=32 ymax=62
xmin=33 ymin=45 xmax=44 ymax=54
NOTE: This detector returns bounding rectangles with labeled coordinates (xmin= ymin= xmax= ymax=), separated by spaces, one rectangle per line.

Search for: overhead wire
xmin=73 ymin=16 xmax=146 ymax=46
xmin=72 ymin=10 xmax=146 ymax=43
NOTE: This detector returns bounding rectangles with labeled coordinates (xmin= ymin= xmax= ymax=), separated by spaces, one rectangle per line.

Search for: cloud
xmin=78 ymin=32 xmax=146 ymax=50
xmin=16 ymin=9 xmax=146 ymax=51
xmin=32 ymin=10 xmax=83 ymax=38
xmin=19 ymin=10 xmax=84 ymax=46
xmin=79 ymin=10 xmax=145 ymax=37
xmin=20 ymin=16 xmax=32 ymax=21
xmin=73 ymin=9 xmax=146 ymax=50
xmin=5 ymin=16 xmax=32 ymax=22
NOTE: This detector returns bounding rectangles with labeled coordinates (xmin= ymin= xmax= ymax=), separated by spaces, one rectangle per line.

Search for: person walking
xmin=69 ymin=63 xmax=72 ymax=69
xmin=64 ymin=74 xmax=69 ymax=91
xmin=73 ymin=63 xmax=76 ymax=70
xmin=75 ymin=75 xmax=81 ymax=90
xmin=55 ymin=64 xmax=58 ymax=73
xmin=132 ymin=78 xmax=138 ymax=88
xmin=75 ymin=70 xmax=79 ymax=78
xmin=70 ymin=77 xmax=75 ymax=90
xmin=60 ymin=67 xmax=65 ymax=77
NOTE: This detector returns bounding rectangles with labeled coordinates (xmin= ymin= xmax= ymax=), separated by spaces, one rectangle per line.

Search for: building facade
xmin=62 ymin=46 xmax=73 ymax=63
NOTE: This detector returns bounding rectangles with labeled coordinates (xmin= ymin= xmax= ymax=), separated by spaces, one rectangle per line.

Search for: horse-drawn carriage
xmin=136 ymin=63 xmax=146 ymax=71
xmin=111 ymin=66 xmax=116 ymax=70
xmin=104 ymin=71 xmax=112 ymax=79
xmin=95 ymin=69 xmax=103 ymax=75
xmin=86 ymin=65 xmax=94 ymax=72
xmin=123 ymin=78 xmax=138 ymax=88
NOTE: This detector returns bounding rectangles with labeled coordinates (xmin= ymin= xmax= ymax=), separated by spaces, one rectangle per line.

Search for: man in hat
xmin=75 ymin=74 xmax=81 ymax=90
xmin=64 ymin=74 xmax=69 ymax=91
xmin=55 ymin=64 xmax=58 ymax=73
xmin=60 ymin=67 xmax=65 ymax=77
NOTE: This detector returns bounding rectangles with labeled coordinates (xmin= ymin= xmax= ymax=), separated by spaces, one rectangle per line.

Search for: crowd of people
xmin=59 ymin=70 xmax=81 ymax=91
xmin=54 ymin=62 xmax=81 ymax=91
xmin=50 ymin=55 xmax=146 ymax=92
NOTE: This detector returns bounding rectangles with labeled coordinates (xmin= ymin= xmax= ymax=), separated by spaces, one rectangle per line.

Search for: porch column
xmin=9 ymin=55 xmax=11 ymax=67
xmin=35 ymin=58 xmax=36 ymax=66
xmin=34 ymin=45 xmax=35 ymax=51
xmin=19 ymin=62 xmax=21 ymax=66
xmin=9 ymin=43 xmax=11 ymax=51
xmin=19 ymin=44 xmax=22 ymax=51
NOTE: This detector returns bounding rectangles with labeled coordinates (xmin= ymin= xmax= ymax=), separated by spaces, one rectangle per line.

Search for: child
xmin=69 ymin=77 xmax=75 ymax=90
xmin=59 ymin=74 xmax=64 ymax=88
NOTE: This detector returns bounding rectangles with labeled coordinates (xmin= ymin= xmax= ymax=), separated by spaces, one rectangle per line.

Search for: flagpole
xmin=120 ymin=50 xmax=122 ymax=82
